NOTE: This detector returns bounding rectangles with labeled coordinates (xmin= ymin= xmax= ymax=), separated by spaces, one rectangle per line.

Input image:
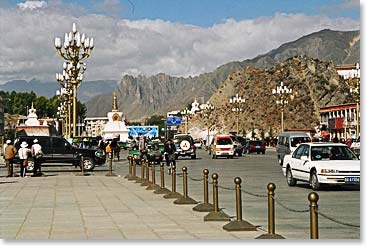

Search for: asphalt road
xmin=1 ymin=148 xmax=360 ymax=239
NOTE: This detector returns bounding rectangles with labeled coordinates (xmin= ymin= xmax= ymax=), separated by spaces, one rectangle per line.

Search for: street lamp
xmin=349 ymin=63 xmax=360 ymax=139
xmin=272 ymin=82 xmax=292 ymax=132
xmin=56 ymin=74 xmax=73 ymax=138
xmin=54 ymin=23 xmax=93 ymax=138
xmin=199 ymin=102 xmax=215 ymax=146
xmin=180 ymin=107 xmax=192 ymax=134
xmin=229 ymin=93 xmax=245 ymax=133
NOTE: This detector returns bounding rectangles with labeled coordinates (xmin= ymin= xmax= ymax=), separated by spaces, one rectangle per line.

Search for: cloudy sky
xmin=0 ymin=0 xmax=360 ymax=84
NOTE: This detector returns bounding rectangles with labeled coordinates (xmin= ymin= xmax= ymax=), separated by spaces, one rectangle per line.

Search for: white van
xmin=276 ymin=132 xmax=311 ymax=165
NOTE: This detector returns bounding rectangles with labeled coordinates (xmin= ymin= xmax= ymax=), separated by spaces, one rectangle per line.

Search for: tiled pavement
xmin=0 ymin=174 xmax=263 ymax=240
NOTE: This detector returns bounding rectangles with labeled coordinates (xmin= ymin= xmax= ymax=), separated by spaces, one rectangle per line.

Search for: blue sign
xmin=127 ymin=126 xmax=159 ymax=139
xmin=166 ymin=116 xmax=182 ymax=125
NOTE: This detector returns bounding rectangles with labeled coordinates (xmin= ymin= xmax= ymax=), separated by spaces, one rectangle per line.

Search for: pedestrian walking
xmin=31 ymin=139 xmax=43 ymax=177
xmin=139 ymin=135 xmax=147 ymax=159
xmin=18 ymin=141 xmax=31 ymax=178
xmin=4 ymin=140 xmax=17 ymax=177
xmin=164 ymin=139 xmax=176 ymax=174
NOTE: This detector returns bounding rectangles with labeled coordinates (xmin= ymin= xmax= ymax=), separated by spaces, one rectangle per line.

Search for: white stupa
xmin=24 ymin=103 xmax=40 ymax=126
xmin=102 ymin=92 xmax=129 ymax=142
xmin=191 ymin=98 xmax=200 ymax=114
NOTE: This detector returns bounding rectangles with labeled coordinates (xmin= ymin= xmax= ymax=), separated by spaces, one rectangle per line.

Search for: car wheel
xmin=286 ymin=168 xmax=297 ymax=186
xmin=247 ymin=150 xmax=251 ymax=154
xmin=26 ymin=160 xmax=35 ymax=172
xmin=238 ymin=152 xmax=242 ymax=157
xmin=81 ymin=157 xmax=95 ymax=171
xmin=191 ymin=154 xmax=196 ymax=159
xmin=310 ymin=172 xmax=320 ymax=191
xmin=257 ymin=152 xmax=260 ymax=155
xmin=262 ymin=151 xmax=265 ymax=155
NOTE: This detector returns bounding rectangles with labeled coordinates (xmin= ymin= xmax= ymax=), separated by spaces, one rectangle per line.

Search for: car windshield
xmin=290 ymin=137 xmax=310 ymax=147
xmin=311 ymin=146 xmax=358 ymax=161
xmin=217 ymin=138 xmax=232 ymax=145
xmin=174 ymin=135 xmax=192 ymax=142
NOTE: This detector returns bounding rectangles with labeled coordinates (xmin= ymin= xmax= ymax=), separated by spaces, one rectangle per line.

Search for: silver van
xmin=276 ymin=132 xmax=311 ymax=165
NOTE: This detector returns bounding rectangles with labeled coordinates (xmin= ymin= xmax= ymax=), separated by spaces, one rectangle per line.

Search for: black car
xmin=13 ymin=136 xmax=106 ymax=171
xmin=244 ymin=140 xmax=266 ymax=154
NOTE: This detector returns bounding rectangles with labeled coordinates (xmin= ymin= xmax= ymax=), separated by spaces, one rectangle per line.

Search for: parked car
xmin=194 ymin=139 xmax=204 ymax=149
xmin=244 ymin=140 xmax=266 ymax=154
xmin=173 ymin=134 xmax=196 ymax=159
xmin=13 ymin=136 xmax=106 ymax=171
xmin=230 ymin=136 xmax=244 ymax=156
xmin=209 ymin=135 xmax=234 ymax=159
xmin=276 ymin=132 xmax=311 ymax=165
xmin=282 ymin=142 xmax=360 ymax=190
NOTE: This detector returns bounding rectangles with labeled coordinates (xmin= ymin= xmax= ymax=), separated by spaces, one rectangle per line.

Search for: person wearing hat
xmin=2 ymin=139 xmax=11 ymax=160
xmin=19 ymin=141 xmax=31 ymax=178
xmin=31 ymin=139 xmax=43 ymax=177
xmin=4 ymin=140 xmax=17 ymax=177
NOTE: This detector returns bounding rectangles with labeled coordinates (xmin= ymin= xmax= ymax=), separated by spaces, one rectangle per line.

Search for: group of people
xmin=3 ymin=139 xmax=43 ymax=178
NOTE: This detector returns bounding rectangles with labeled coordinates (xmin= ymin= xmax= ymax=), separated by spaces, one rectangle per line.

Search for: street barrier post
xmin=154 ymin=163 xmax=171 ymax=194
xmin=174 ymin=166 xmax=198 ymax=204
xmin=256 ymin=183 xmax=284 ymax=238
xmin=223 ymin=177 xmax=257 ymax=231
xmin=309 ymin=192 xmax=319 ymax=239
xmin=163 ymin=164 xmax=183 ymax=199
xmin=135 ymin=158 xmax=146 ymax=183
xmin=128 ymin=157 xmax=139 ymax=181
xmin=124 ymin=156 xmax=132 ymax=179
xmin=76 ymin=156 xmax=89 ymax=176
xmin=141 ymin=159 xmax=152 ymax=186
xmin=146 ymin=161 xmax=160 ymax=190
xmin=106 ymin=152 xmax=117 ymax=176
xmin=204 ymin=173 xmax=230 ymax=221
xmin=193 ymin=169 xmax=214 ymax=212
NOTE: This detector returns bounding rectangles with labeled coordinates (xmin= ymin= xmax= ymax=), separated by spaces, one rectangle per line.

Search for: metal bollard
xmin=163 ymin=164 xmax=182 ymax=199
xmin=141 ymin=159 xmax=152 ymax=186
xmin=309 ymin=192 xmax=319 ymax=239
xmin=106 ymin=152 xmax=117 ymax=176
xmin=135 ymin=158 xmax=146 ymax=183
xmin=76 ymin=156 xmax=89 ymax=176
xmin=124 ymin=156 xmax=132 ymax=179
xmin=193 ymin=169 xmax=214 ymax=212
xmin=223 ymin=177 xmax=257 ymax=231
xmin=256 ymin=183 xmax=284 ymax=238
xmin=154 ymin=163 xmax=171 ymax=194
xmin=174 ymin=167 xmax=198 ymax=204
xmin=146 ymin=161 xmax=160 ymax=190
xmin=204 ymin=173 xmax=230 ymax=221
xmin=128 ymin=157 xmax=139 ymax=181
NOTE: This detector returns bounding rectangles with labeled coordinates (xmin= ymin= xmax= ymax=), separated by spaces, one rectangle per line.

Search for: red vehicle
xmin=244 ymin=140 xmax=266 ymax=154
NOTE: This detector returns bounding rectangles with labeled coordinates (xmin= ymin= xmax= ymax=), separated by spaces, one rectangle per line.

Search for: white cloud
xmin=17 ymin=0 xmax=47 ymax=10
xmin=0 ymin=3 xmax=360 ymax=84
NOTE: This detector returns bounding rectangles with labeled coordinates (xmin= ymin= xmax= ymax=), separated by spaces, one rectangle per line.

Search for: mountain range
xmin=85 ymin=29 xmax=360 ymax=121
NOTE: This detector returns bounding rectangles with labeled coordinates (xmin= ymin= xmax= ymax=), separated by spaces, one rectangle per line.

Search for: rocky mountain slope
xmin=86 ymin=29 xmax=359 ymax=121
xmin=200 ymin=56 xmax=352 ymax=135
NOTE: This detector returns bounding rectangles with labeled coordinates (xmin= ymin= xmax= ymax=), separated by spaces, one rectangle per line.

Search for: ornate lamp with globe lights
xmin=54 ymin=23 xmax=94 ymax=137
xmin=229 ymin=94 xmax=245 ymax=134
xmin=180 ymin=107 xmax=192 ymax=134
xmin=272 ymin=82 xmax=293 ymax=132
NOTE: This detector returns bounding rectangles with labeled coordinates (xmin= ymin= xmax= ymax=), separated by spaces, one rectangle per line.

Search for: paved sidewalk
xmin=0 ymin=174 xmax=263 ymax=240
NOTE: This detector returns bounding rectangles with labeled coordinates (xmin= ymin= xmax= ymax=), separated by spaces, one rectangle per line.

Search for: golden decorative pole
xmin=229 ymin=94 xmax=244 ymax=134
xmin=54 ymin=23 xmax=94 ymax=138
xmin=272 ymin=82 xmax=293 ymax=133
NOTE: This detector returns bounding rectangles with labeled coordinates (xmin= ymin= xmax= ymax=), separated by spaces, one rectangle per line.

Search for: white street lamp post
xmin=272 ymin=82 xmax=292 ymax=132
xmin=181 ymin=107 xmax=192 ymax=134
xmin=199 ymin=102 xmax=215 ymax=145
xmin=349 ymin=63 xmax=360 ymax=139
xmin=54 ymin=23 xmax=93 ymax=138
xmin=229 ymin=94 xmax=245 ymax=133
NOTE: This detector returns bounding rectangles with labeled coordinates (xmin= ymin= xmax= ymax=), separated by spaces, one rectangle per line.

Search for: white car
xmin=282 ymin=142 xmax=360 ymax=190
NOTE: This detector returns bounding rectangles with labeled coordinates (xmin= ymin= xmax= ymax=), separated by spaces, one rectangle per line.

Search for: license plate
xmin=222 ymin=153 xmax=229 ymax=155
xmin=345 ymin=177 xmax=360 ymax=183
xmin=256 ymin=146 xmax=260 ymax=148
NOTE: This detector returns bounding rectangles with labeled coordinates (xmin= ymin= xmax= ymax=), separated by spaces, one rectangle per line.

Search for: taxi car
xmin=282 ymin=142 xmax=360 ymax=190
xmin=209 ymin=135 xmax=234 ymax=159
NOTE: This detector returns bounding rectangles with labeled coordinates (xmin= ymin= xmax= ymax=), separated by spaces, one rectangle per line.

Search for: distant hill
xmin=0 ymin=79 xmax=118 ymax=103
xmin=86 ymin=29 xmax=359 ymax=120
